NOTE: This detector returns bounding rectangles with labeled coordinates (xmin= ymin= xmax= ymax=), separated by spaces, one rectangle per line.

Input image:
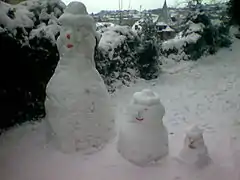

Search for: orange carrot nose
xmin=66 ymin=34 xmax=70 ymax=39
xmin=67 ymin=44 xmax=73 ymax=48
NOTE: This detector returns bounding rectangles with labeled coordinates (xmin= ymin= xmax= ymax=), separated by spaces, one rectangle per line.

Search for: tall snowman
xmin=45 ymin=1 xmax=115 ymax=154
xmin=117 ymin=89 xmax=169 ymax=166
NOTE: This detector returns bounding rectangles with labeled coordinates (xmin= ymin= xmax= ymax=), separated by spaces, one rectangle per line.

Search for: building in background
xmin=156 ymin=0 xmax=176 ymax=40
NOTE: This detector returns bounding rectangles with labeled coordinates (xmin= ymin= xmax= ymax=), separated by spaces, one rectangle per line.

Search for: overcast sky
xmin=62 ymin=0 xmax=177 ymax=13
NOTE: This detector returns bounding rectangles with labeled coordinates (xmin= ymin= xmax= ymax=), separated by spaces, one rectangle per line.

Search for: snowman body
xmin=45 ymin=2 xmax=115 ymax=154
xmin=178 ymin=125 xmax=211 ymax=168
xmin=117 ymin=89 xmax=168 ymax=166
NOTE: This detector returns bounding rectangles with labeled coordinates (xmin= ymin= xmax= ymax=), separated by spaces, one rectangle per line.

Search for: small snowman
xmin=178 ymin=125 xmax=211 ymax=168
xmin=117 ymin=89 xmax=168 ymax=166
xmin=45 ymin=2 xmax=115 ymax=154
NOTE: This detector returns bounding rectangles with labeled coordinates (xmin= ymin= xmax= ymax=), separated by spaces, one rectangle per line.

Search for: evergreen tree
xmin=137 ymin=13 xmax=160 ymax=80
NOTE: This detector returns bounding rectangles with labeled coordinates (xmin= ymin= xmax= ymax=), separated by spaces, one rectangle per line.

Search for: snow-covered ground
xmin=1 ymin=39 xmax=240 ymax=180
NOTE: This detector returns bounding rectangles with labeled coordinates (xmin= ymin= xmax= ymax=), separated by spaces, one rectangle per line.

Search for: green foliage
xmin=0 ymin=29 xmax=59 ymax=131
xmin=137 ymin=14 xmax=160 ymax=80
xmin=0 ymin=0 xmax=64 ymax=132
xmin=185 ymin=10 xmax=232 ymax=59
xmin=162 ymin=9 xmax=231 ymax=61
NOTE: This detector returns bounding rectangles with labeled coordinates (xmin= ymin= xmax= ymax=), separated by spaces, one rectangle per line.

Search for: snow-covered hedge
xmin=95 ymin=25 xmax=160 ymax=92
xmin=95 ymin=26 xmax=140 ymax=92
xmin=0 ymin=0 xmax=64 ymax=131
xmin=162 ymin=9 xmax=231 ymax=61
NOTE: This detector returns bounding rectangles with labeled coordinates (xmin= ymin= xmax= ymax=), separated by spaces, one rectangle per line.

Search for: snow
xmin=96 ymin=22 xmax=116 ymax=33
xmin=156 ymin=21 xmax=168 ymax=26
xmin=132 ymin=89 xmax=161 ymax=106
xmin=162 ymin=32 xmax=201 ymax=51
xmin=132 ymin=19 xmax=143 ymax=33
xmin=1 ymin=38 xmax=240 ymax=179
xmin=45 ymin=2 xmax=115 ymax=154
xmin=39 ymin=9 xmax=51 ymax=21
xmin=98 ymin=26 xmax=134 ymax=59
xmin=30 ymin=23 xmax=60 ymax=43
xmin=161 ymin=25 xmax=175 ymax=32
xmin=185 ymin=22 xmax=205 ymax=35
xmin=0 ymin=1 xmax=34 ymax=30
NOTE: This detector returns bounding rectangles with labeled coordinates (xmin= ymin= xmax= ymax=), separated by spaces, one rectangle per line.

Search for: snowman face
xmin=59 ymin=23 xmax=95 ymax=53
xmin=60 ymin=24 xmax=88 ymax=47
xmin=186 ymin=135 xmax=204 ymax=149
xmin=130 ymin=104 xmax=165 ymax=125
xmin=58 ymin=25 xmax=76 ymax=52
xmin=135 ymin=107 xmax=148 ymax=122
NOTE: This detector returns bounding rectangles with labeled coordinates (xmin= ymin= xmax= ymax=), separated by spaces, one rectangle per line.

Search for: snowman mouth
xmin=67 ymin=44 xmax=74 ymax=48
xmin=136 ymin=117 xmax=144 ymax=121
xmin=189 ymin=143 xmax=196 ymax=149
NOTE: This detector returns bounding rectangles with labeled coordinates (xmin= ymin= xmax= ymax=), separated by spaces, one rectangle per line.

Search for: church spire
xmin=157 ymin=0 xmax=171 ymax=24
xmin=163 ymin=0 xmax=167 ymax=9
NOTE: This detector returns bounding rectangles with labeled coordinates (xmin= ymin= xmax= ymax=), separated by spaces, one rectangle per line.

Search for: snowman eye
xmin=66 ymin=34 xmax=71 ymax=39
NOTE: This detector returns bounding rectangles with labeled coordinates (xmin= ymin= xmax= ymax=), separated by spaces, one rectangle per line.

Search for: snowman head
xmin=185 ymin=125 xmax=205 ymax=149
xmin=64 ymin=1 xmax=88 ymax=15
xmin=57 ymin=2 xmax=96 ymax=55
xmin=130 ymin=89 xmax=165 ymax=124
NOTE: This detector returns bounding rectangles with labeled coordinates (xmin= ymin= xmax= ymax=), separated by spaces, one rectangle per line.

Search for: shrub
xmin=94 ymin=26 xmax=140 ymax=92
xmin=0 ymin=0 xmax=64 ymax=132
xmin=137 ymin=14 xmax=160 ymax=80
xmin=162 ymin=9 xmax=231 ymax=61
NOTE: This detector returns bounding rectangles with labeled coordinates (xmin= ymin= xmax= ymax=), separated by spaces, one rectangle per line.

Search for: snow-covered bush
xmin=95 ymin=23 xmax=161 ymax=92
xmin=95 ymin=25 xmax=140 ymax=92
xmin=162 ymin=9 xmax=231 ymax=61
xmin=0 ymin=0 xmax=64 ymax=131
xmin=96 ymin=22 xmax=115 ymax=33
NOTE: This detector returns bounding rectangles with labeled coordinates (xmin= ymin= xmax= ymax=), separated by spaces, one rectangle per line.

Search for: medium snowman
xmin=178 ymin=125 xmax=211 ymax=168
xmin=117 ymin=89 xmax=169 ymax=166
xmin=45 ymin=1 xmax=115 ymax=154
